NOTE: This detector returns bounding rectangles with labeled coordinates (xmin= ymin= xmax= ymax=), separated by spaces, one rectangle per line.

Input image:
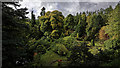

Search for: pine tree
xmin=40 ymin=7 xmax=45 ymax=16
xmin=2 ymin=2 xmax=29 ymax=67
xmin=85 ymin=13 xmax=105 ymax=41
xmin=31 ymin=10 xmax=36 ymax=27
xmin=75 ymin=12 xmax=87 ymax=38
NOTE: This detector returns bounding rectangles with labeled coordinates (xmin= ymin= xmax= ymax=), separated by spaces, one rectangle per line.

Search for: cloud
xmin=90 ymin=0 xmax=119 ymax=2
xmin=19 ymin=0 xmax=119 ymax=2
xmin=18 ymin=0 xmax=118 ymax=18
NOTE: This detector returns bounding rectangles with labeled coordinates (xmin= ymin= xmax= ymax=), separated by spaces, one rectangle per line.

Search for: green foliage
xmin=39 ymin=16 xmax=52 ymax=33
xmin=85 ymin=13 xmax=105 ymax=40
xmin=50 ymin=10 xmax=64 ymax=30
xmin=31 ymin=10 xmax=36 ymax=26
xmin=3 ymin=2 xmax=120 ymax=67
xmin=30 ymin=24 xmax=43 ymax=39
xmin=101 ymin=3 xmax=120 ymax=50
xmin=28 ymin=38 xmax=51 ymax=54
xmin=74 ymin=12 xmax=81 ymax=26
xmin=37 ymin=51 xmax=67 ymax=66
xmin=64 ymin=14 xmax=75 ymax=30
xmin=72 ymin=12 xmax=87 ymax=39
xmin=68 ymin=42 xmax=94 ymax=66
xmin=72 ymin=15 xmax=84 ymax=38
xmin=40 ymin=7 xmax=45 ymax=16
xmin=51 ymin=44 xmax=69 ymax=56
xmin=62 ymin=36 xmax=78 ymax=49
xmin=88 ymin=47 xmax=100 ymax=55
xmin=104 ymin=3 xmax=120 ymax=38
xmin=2 ymin=2 xmax=30 ymax=68
xmin=39 ymin=10 xmax=64 ymax=38
xmin=104 ymin=5 xmax=113 ymax=14
xmin=50 ymin=30 xmax=60 ymax=39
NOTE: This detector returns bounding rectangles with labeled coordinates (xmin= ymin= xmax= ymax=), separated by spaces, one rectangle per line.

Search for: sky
xmin=17 ymin=0 xmax=120 ymax=18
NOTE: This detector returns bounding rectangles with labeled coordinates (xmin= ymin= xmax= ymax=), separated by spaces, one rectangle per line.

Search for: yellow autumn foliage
xmin=99 ymin=26 xmax=106 ymax=40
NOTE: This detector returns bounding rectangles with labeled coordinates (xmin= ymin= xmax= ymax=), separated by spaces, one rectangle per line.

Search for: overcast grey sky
xmin=18 ymin=0 xmax=119 ymax=18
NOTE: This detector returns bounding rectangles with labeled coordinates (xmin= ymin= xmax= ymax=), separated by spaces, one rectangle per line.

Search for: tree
xmin=64 ymin=14 xmax=75 ymax=36
xmin=40 ymin=7 xmax=45 ymax=16
xmin=85 ymin=13 xmax=105 ymax=41
xmin=105 ymin=5 xmax=113 ymax=14
xmin=74 ymin=12 xmax=80 ymax=27
xmin=74 ymin=12 xmax=87 ymax=38
xmin=2 ymin=2 xmax=29 ymax=67
xmin=39 ymin=15 xmax=52 ymax=35
xmin=31 ymin=10 xmax=36 ymax=27
xmin=104 ymin=3 xmax=120 ymax=38
xmin=97 ymin=3 xmax=120 ymax=66
xmin=103 ymin=3 xmax=120 ymax=48
xmin=64 ymin=14 xmax=74 ymax=30
xmin=86 ymin=12 xmax=91 ymax=25
xmin=39 ymin=10 xmax=64 ymax=38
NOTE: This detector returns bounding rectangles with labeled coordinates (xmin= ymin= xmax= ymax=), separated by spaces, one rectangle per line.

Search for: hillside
xmin=2 ymin=2 xmax=120 ymax=67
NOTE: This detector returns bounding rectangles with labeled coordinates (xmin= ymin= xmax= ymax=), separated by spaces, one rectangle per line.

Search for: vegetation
xmin=2 ymin=2 xmax=120 ymax=68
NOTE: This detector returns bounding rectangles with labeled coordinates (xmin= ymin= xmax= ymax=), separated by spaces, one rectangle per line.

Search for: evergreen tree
xmin=74 ymin=12 xmax=87 ymax=38
xmin=40 ymin=7 xmax=45 ymax=16
xmin=2 ymin=2 xmax=29 ymax=67
xmin=64 ymin=14 xmax=75 ymax=36
xmin=31 ymin=10 xmax=36 ymax=26
xmin=74 ymin=12 xmax=80 ymax=26
xmin=64 ymin=14 xmax=74 ymax=30
xmin=105 ymin=5 xmax=113 ymax=14
xmin=85 ymin=13 xmax=105 ymax=40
